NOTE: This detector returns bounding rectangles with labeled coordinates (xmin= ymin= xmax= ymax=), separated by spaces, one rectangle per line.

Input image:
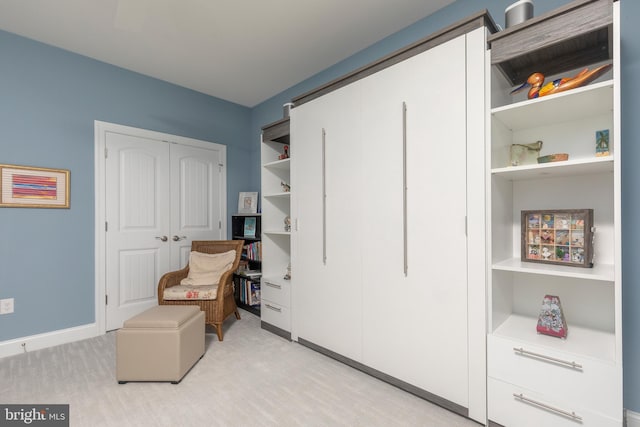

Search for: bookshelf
xmin=232 ymin=213 xmax=262 ymax=316
xmin=260 ymin=117 xmax=292 ymax=339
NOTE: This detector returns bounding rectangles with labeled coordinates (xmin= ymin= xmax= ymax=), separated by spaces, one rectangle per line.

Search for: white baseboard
xmin=628 ymin=409 xmax=640 ymax=427
xmin=0 ymin=324 xmax=99 ymax=358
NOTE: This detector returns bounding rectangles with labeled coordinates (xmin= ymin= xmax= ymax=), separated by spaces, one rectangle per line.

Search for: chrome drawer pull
xmin=513 ymin=393 xmax=582 ymax=422
xmin=513 ymin=347 xmax=583 ymax=370
xmin=265 ymin=303 xmax=282 ymax=313
xmin=264 ymin=282 xmax=282 ymax=290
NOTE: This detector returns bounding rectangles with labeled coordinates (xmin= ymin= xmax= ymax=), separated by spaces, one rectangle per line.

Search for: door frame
xmin=94 ymin=120 xmax=227 ymax=334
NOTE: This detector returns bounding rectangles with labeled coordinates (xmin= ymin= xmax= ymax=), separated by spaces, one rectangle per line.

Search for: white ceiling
xmin=0 ymin=0 xmax=455 ymax=107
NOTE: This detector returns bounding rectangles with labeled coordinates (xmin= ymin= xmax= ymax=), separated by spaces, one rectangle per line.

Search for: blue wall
xmin=0 ymin=29 xmax=254 ymax=340
xmin=251 ymin=0 xmax=640 ymax=414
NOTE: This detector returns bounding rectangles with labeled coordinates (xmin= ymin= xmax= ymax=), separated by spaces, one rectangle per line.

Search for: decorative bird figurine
xmin=511 ymin=63 xmax=613 ymax=99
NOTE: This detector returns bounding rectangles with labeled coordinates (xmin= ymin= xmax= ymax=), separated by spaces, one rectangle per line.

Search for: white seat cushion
xmin=163 ymin=285 xmax=218 ymax=300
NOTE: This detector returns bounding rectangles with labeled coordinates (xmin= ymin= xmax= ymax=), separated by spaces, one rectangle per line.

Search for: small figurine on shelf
xmin=278 ymin=145 xmax=290 ymax=160
xmin=284 ymin=216 xmax=291 ymax=232
xmin=536 ymin=295 xmax=568 ymax=338
xmin=511 ymin=63 xmax=612 ymax=99
xmin=284 ymin=263 xmax=291 ymax=280
xmin=281 ymin=181 xmax=291 ymax=192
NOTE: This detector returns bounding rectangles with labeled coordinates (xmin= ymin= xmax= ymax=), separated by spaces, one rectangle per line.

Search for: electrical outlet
xmin=0 ymin=298 xmax=14 ymax=314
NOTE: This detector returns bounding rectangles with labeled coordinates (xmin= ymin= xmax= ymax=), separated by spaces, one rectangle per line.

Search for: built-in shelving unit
xmin=486 ymin=1 xmax=622 ymax=425
xmin=260 ymin=118 xmax=292 ymax=340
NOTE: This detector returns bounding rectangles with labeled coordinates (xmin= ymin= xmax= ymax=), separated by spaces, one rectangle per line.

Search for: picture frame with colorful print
xmin=521 ymin=209 xmax=594 ymax=268
xmin=0 ymin=164 xmax=70 ymax=208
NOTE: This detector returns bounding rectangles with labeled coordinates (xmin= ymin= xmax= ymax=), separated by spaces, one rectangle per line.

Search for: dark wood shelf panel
xmin=488 ymin=0 xmax=613 ymax=85
xmin=262 ymin=118 xmax=290 ymax=144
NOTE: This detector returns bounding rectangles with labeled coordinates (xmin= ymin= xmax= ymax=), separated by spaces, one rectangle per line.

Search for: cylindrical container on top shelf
xmin=283 ymin=102 xmax=294 ymax=118
xmin=505 ymin=0 xmax=533 ymax=29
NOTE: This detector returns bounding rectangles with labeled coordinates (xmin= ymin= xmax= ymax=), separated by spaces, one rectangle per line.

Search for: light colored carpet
xmin=0 ymin=310 xmax=480 ymax=427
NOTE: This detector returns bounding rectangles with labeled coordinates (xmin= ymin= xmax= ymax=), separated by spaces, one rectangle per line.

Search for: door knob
xmin=172 ymin=235 xmax=187 ymax=241
xmin=155 ymin=236 xmax=168 ymax=242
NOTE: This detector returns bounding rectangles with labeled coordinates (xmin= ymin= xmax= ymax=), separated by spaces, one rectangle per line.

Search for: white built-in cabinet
xmin=486 ymin=1 xmax=622 ymax=426
xmin=291 ymin=22 xmax=489 ymax=422
xmin=260 ymin=119 xmax=292 ymax=338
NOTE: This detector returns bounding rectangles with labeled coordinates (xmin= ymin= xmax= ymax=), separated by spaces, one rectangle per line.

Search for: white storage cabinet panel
xmin=291 ymin=82 xmax=364 ymax=362
xmin=292 ymin=23 xmax=489 ymax=423
xmin=360 ymin=34 xmax=470 ymax=408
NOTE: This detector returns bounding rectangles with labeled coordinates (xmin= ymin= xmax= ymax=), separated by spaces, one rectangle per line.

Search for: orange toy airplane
xmin=511 ymin=63 xmax=613 ymax=99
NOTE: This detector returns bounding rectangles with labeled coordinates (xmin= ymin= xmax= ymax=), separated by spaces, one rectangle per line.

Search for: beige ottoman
xmin=116 ymin=305 xmax=205 ymax=384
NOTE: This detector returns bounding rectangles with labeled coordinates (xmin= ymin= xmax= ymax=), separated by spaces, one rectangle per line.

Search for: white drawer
xmin=488 ymin=335 xmax=620 ymax=417
xmin=261 ymin=278 xmax=290 ymax=307
xmin=261 ymin=300 xmax=290 ymax=332
xmin=488 ymin=378 xmax=620 ymax=427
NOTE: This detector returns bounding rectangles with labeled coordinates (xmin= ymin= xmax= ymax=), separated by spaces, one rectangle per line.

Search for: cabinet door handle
xmin=513 ymin=347 xmax=583 ymax=370
xmin=322 ymin=127 xmax=327 ymax=265
xmin=513 ymin=393 xmax=582 ymax=422
xmin=265 ymin=303 xmax=282 ymax=313
xmin=264 ymin=282 xmax=282 ymax=290
xmin=402 ymin=102 xmax=408 ymax=276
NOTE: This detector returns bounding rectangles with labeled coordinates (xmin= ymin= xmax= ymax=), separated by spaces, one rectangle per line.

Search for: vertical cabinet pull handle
xmin=322 ymin=128 xmax=327 ymax=265
xmin=402 ymin=102 xmax=408 ymax=276
xmin=513 ymin=393 xmax=582 ymax=422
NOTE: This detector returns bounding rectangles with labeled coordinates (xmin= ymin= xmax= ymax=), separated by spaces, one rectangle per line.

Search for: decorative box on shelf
xmin=521 ymin=209 xmax=594 ymax=268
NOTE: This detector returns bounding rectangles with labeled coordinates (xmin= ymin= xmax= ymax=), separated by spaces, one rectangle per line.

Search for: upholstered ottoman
xmin=116 ymin=305 xmax=205 ymax=384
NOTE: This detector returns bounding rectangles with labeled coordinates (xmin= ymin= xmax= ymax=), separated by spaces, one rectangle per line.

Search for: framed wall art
xmin=238 ymin=191 xmax=258 ymax=214
xmin=521 ymin=209 xmax=594 ymax=268
xmin=0 ymin=164 xmax=70 ymax=208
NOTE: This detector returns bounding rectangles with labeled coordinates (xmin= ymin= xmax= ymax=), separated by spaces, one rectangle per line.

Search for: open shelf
xmin=264 ymin=158 xmax=291 ymax=170
xmin=492 ymin=257 xmax=614 ymax=282
xmin=491 ymin=80 xmax=613 ymax=129
xmin=492 ymin=314 xmax=615 ymax=363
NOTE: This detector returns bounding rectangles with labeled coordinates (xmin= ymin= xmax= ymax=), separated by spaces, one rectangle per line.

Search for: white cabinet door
xmin=361 ymin=35 xmax=470 ymax=407
xmin=292 ymin=83 xmax=363 ymax=360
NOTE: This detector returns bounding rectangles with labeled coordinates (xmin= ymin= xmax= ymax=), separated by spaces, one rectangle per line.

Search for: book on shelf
xmin=243 ymin=217 xmax=256 ymax=238
xmin=242 ymin=242 xmax=262 ymax=262
xmin=237 ymin=277 xmax=261 ymax=307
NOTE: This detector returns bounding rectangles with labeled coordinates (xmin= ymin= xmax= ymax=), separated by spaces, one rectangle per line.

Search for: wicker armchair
xmin=158 ymin=240 xmax=244 ymax=341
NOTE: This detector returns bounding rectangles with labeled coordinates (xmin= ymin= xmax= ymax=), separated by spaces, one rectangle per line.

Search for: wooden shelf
xmin=262 ymin=118 xmax=290 ymax=144
xmin=488 ymin=0 xmax=613 ymax=86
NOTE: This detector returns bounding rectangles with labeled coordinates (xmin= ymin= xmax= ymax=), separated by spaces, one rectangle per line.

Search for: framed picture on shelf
xmin=521 ymin=209 xmax=594 ymax=268
xmin=0 ymin=164 xmax=70 ymax=208
xmin=238 ymin=191 xmax=258 ymax=214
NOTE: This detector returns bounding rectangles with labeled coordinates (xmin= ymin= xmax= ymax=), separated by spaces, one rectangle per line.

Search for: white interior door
xmin=100 ymin=124 xmax=226 ymax=331
xmin=105 ymin=131 xmax=171 ymax=331
xmin=170 ymin=143 xmax=225 ymax=270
